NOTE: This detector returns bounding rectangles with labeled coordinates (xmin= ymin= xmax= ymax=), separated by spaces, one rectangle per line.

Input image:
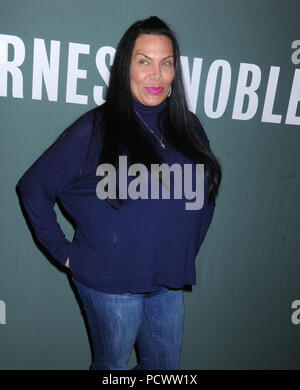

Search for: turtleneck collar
xmin=132 ymin=96 xmax=167 ymax=114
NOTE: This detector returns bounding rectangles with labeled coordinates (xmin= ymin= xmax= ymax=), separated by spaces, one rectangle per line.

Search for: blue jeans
xmin=72 ymin=277 xmax=185 ymax=370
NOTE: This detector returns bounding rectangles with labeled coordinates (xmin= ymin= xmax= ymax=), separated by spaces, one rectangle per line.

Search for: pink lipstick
xmin=145 ymin=87 xmax=164 ymax=95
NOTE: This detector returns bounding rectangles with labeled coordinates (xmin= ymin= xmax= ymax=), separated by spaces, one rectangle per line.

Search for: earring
xmin=167 ymin=86 xmax=172 ymax=97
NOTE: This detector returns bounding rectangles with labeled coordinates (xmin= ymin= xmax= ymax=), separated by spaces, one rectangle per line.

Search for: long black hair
xmin=83 ymin=16 xmax=222 ymax=208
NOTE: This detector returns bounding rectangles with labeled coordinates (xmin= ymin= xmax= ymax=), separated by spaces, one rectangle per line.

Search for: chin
xmin=142 ymin=95 xmax=166 ymax=106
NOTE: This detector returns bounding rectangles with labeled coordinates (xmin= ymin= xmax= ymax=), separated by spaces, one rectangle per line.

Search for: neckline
xmin=132 ymin=96 xmax=166 ymax=114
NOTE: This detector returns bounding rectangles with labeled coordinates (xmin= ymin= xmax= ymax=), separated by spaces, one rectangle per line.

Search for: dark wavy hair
xmin=83 ymin=16 xmax=222 ymax=208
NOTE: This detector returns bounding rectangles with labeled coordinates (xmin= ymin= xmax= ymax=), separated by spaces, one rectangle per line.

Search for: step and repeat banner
xmin=1 ymin=0 xmax=299 ymax=369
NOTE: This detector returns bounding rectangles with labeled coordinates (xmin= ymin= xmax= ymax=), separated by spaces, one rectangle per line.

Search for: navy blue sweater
xmin=17 ymin=98 xmax=215 ymax=293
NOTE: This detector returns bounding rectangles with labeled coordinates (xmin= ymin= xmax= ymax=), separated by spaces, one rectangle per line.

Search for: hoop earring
xmin=167 ymin=86 xmax=172 ymax=98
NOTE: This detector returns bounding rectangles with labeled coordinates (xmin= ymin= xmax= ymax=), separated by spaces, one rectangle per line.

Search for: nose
xmin=150 ymin=64 xmax=162 ymax=80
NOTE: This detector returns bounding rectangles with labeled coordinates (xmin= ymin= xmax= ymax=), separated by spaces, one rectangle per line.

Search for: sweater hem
xmin=70 ymin=270 xmax=196 ymax=294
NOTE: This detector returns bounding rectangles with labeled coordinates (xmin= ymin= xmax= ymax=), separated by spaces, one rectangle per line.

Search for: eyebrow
xmin=135 ymin=52 xmax=174 ymax=60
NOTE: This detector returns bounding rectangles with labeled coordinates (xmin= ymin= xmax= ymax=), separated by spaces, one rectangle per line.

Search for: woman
xmin=17 ymin=16 xmax=222 ymax=370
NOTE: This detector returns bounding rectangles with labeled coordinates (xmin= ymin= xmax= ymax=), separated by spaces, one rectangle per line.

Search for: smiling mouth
xmin=145 ymin=87 xmax=164 ymax=95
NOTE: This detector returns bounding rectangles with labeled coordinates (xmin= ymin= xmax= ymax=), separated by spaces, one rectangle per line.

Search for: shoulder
xmin=188 ymin=111 xmax=210 ymax=147
xmin=64 ymin=106 xmax=100 ymax=134
xmin=56 ymin=105 xmax=104 ymax=144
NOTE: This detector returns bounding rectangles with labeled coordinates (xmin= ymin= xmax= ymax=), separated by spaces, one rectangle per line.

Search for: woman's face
xmin=130 ymin=34 xmax=175 ymax=106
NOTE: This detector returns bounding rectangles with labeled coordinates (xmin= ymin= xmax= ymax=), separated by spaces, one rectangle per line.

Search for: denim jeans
xmin=72 ymin=277 xmax=185 ymax=370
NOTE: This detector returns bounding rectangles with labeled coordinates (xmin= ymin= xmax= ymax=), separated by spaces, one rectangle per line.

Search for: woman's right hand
xmin=65 ymin=258 xmax=70 ymax=268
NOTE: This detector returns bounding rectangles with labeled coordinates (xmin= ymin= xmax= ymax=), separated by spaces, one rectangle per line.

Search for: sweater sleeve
xmin=189 ymin=112 xmax=216 ymax=247
xmin=16 ymin=109 xmax=95 ymax=267
xmin=200 ymin=198 xmax=215 ymax=243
